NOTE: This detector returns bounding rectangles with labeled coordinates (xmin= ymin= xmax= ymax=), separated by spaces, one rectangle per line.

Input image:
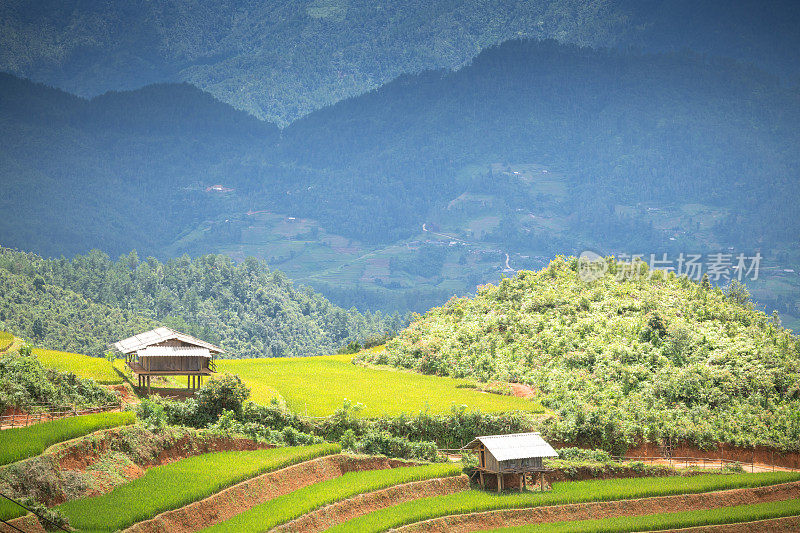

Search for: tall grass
xmin=201 ymin=462 xmax=463 ymax=533
xmin=326 ymin=472 xmax=800 ymax=532
xmin=218 ymin=353 xmax=542 ymax=417
xmin=488 ymin=497 xmax=800 ymax=532
xmin=0 ymin=411 xmax=135 ymax=466
xmin=34 ymin=348 xmax=122 ymax=384
xmin=59 ymin=444 xmax=340 ymax=532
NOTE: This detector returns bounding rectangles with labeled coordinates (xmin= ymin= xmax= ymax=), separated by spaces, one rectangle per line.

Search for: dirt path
xmin=124 ymin=455 xmax=416 ymax=533
xmin=660 ymin=515 xmax=800 ymax=532
xmin=273 ymin=475 xmax=470 ymax=533
xmin=397 ymin=480 xmax=800 ymax=532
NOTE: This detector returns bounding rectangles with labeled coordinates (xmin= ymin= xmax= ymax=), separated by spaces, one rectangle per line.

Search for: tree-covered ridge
xmin=368 ymin=257 xmax=800 ymax=453
xmin=1 ymin=0 xmax=798 ymax=124
xmin=0 ymin=247 xmax=402 ymax=357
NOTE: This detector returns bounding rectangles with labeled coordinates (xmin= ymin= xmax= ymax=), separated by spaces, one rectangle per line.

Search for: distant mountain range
xmin=1 ymin=0 xmax=798 ymax=124
xmin=1 ymin=37 xmax=798 ymax=325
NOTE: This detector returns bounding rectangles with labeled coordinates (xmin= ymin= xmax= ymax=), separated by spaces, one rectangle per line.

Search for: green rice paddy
xmin=218 ymin=353 xmax=543 ymax=417
xmin=59 ymin=444 xmax=340 ymax=532
xmin=326 ymin=471 xmax=800 ymax=532
xmin=34 ymin=348 xmax=122 ymax=384
xmin=201 ymin=462 xmax=463 ymax=533
xmin=486 ymin=497 xmax=800 ymax=532
xmin=0 ymin=411 xmax=134 ymax=466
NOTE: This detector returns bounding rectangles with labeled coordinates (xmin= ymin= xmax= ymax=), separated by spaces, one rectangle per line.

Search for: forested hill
xmin=1 ymin=0 xmax=798 ymax=124
xmin=0 ymin=73 xmax=277 ymax=258
xmin=363 ymin=257 xmax=800 ymax=453
xmin=0 ymin=247 xmax=401 ymax=357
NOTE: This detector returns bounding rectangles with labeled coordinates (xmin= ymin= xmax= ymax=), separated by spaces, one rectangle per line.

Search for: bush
xmin=195 ymin=373 xmax=251 ymax=423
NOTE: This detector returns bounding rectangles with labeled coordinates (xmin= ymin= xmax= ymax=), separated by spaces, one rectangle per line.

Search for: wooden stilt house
xmin=462 ymin=432 xmax=558 ymax=492
xmin=114 ymin=327 xmax=221 ymax=395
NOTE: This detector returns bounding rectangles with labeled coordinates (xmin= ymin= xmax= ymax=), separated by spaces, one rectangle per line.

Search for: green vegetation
xmin=367 ymin=257 xmax=800 ymax=453
xmin=218 ymin=353 xmax=542 ymax=417
xmin=488 ymin=497 xmax=800 ymax=532
xmin=0 ymin=247 xmax=403 ymax=357
xmin=201 ymin=462 xmax=462 ymax=533
xmin=59 ymin=444 xmax=339 ymax=532
xmin=328 ymin=472 xmax=800 ymax=532
xmin=33 ymin=348 xmax=121 ymax=384
xmin=0 ymin=350 xmax=119 ymax=413
xmin=0 ymin=412 xmax=134 ymax=466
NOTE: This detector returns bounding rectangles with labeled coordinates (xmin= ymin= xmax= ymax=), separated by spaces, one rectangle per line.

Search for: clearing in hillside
xmin=217 ymin=353 xmax=543 ymax=417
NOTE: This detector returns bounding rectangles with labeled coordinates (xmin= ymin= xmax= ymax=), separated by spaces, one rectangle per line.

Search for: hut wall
xmin=141 ymin=356 xmax=203 ymax=372
xmin=484 ymin=452 xmax=500 ymax=473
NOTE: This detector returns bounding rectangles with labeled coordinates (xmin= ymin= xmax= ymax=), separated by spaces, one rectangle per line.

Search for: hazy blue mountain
xmin=1 ymin=1 xmax=798 ymax=124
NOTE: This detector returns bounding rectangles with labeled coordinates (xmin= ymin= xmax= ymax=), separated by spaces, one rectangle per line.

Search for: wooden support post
xmin=519 ymin=473 xmax=524 ymax=491
xmin=497 ymin=472 xmax=502 ymax=493
xmin=479 ymin=471 xmax=484 ymax=488
xmin=147 ymin=376 xmax=151 ymax=396
xmin=540 ymin=472 xmax=545 ymax=492
xmin=522 ymin=472 xmax=527 ymax=490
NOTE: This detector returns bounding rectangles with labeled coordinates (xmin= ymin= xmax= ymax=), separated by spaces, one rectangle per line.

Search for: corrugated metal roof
xmin=138 ymin=346 xmax=212 ymax=358
xmin=462 ymin=432 xmax=558 ymax=461
xmin=114 ymin=327 xmax=222 ymax=354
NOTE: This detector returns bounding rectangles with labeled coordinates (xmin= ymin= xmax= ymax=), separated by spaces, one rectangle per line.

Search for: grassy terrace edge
xmin=58 ymin=443 xmax=340 ymax=532
xmin=201 ymin=462 xmax=464 ymax=533
xmin=486 ymin=497 xmax=800 ymax=532
xmin=325 ymin=472 xmax=800 ymax=533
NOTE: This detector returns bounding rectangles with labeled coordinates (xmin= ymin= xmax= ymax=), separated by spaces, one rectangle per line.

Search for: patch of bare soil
xmin=124 ymin=454 xmax=417 ymax=533
xmin=510 ymin=383 xmax=537 ymax=399
xmin=397 ymin=480 xmax=800 ymax=532
xmin=660 ymin=515 xmax=800 ymax=532
xmin=109 ymin=384 xmax=138 ymax=405
xmin=273 ymin=475 xmax=470 ymax=533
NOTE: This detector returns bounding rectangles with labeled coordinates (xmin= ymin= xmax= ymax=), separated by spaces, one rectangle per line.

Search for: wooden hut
xmin=114 ymin=327 xmax=221 ymax=395
xmin=462 ymin=432 xmax=558 ymax=492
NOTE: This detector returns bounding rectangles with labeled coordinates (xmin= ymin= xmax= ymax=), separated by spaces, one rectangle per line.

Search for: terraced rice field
xmin=0 ymin=411 xmax=134 ymax=466
xmin=326 ymin=472 xmax=800 ymax=532
xmin=59 ymin=444 xmax=339 ymax=532
xmin=200 ymin=463 xmax=463 ymax=533
xmin=34 ymin=348 xmax=122 ymax=384
xmin=487 ymin=497 xmax=800 ymax=532
xmin=218 ymin=353 xmax=543 ymax=417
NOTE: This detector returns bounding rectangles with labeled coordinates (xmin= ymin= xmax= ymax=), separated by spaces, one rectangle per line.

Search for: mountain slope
xmin=1 ymin=0 xmax=798 ymax=124
xmin=365 ymin=257 xmax=800 ymax=452
xmin=280 ymin=39 xmax=800 ymax=249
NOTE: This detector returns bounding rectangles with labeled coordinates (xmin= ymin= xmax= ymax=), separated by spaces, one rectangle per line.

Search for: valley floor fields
xmin=218 ymin=353 xmax=542 ymax=417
